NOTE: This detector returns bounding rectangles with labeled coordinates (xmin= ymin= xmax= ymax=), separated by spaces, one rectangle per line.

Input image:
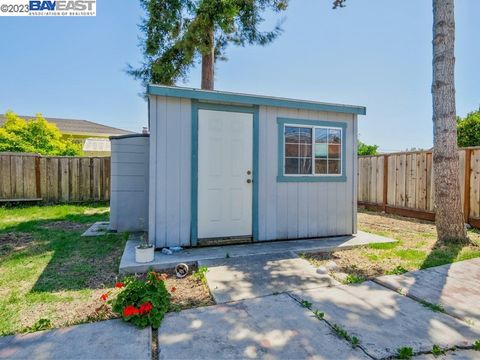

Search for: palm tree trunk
xmin=432 ymin=0 xmax=468 ymax=243
xmin=201 ymin=29 xmax=214 ymax=90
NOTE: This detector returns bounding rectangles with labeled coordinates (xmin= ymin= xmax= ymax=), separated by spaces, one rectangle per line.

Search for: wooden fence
xmin=0 ymin=153 xmax=110 ymax=203
xmin=358 ymin=147 xmax=480 ymax=228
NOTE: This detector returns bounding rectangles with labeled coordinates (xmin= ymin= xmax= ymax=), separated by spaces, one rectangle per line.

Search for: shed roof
xmin=0 ymin=114 xmax=134 ymax=137
xmin=148 ymin=85 xmax=366 ymax=115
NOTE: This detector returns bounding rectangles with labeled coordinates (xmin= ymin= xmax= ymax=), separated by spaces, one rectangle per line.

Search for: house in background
xmin=0 ymin=115 xmax=134 ymax=156
xmin=109 ymin=85 xmax=366 ymax=249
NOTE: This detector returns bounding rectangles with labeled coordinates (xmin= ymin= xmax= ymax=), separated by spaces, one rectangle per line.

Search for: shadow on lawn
xmin=0 ymin=210 xmax=125 ymax=293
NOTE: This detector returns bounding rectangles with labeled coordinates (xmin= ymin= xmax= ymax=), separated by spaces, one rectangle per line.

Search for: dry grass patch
xmin=306 ymin=210 xmax=480 ymax=281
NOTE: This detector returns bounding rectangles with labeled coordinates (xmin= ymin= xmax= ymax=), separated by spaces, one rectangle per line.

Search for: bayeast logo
xmin=29 ymin=0 xmax=95 ymax=12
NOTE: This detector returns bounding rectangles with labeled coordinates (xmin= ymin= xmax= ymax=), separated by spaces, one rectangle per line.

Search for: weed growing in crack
xmin=419 ymin=300 xmax=445 ymax=313
xmin=300 ymin=300 xmax=312 ymax=309
xmin=331 ymin=323 xmax=360 ymax=348
xmin=432 ymin=344 xmax=445 ymax=356
xmin=473 ymin=340 xmax=480 ymax=351
xmin=395 ymin=346 xmax=414 ymax=359
xmin=313 ymin=310 xmax=324 ymax=320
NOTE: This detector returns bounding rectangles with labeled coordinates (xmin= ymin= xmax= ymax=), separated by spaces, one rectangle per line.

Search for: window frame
xmin=277 ymin=117 xmax=347 ymax=182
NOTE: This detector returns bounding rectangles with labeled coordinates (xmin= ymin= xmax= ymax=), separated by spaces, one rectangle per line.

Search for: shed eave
xmin=147 ymin=84 xmax=366 ymax=115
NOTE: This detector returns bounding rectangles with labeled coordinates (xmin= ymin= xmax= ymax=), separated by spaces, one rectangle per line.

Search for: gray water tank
xmin=109 ymin=134 xmax=149 ymax=232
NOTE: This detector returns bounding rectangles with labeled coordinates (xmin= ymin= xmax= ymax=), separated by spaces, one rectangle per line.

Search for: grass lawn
xmin=307 ymin=210 xmax=480 ymax=283
xmin=0 ymin=204 xmax=213 ymax=336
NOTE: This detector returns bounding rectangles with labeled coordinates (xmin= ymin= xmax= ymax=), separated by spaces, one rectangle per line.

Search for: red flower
xmin=100 ymin=293 xmax=108 ymax=301
xmin=139 ymin=302 xmax=153 ymax=315
xmin=170 ymin=286 xmax=177 ymax=293
xmin=123 ymin=305 xmax=137 ymax=317
xmin=115 ymin=282 xmax=124 ymax=288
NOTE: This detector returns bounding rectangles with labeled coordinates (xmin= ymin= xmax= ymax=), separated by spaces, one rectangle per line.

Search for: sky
xmin=0 ymin=0 xmax=478 ymax=152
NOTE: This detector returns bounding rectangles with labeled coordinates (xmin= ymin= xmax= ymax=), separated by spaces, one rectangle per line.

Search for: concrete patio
xmin=119 ymin=230 xmax=395 ymax=273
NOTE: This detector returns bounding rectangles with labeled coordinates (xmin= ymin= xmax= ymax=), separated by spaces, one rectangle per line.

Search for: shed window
xmin=283 ymin=125 xmax=342 ymax=176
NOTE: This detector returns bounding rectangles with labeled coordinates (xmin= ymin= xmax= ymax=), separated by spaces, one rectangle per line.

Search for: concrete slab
xmin=120 ymin=230 xmax=395 ymax=273
xmin=200 ymin=252 xmax=338 ymax=303
xmin=0 ymin=319 xmax=151 ymax=360
xmin=158 ymin=293 xmax=369 ymax=360
xmin=81 ymin=221 xmax=110 ymax=237
xmin=413 ymin=350 xmax=480 ymax=359
xmin=375 ymin=259 xmax=480 ymax=325
xmin=291 ymin=281 xmax=480 ymax=359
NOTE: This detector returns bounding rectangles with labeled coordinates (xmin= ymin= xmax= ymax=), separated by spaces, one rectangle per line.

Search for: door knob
xmin=247 ymin=170 xmax=251 ymax=175
xmin=246 ymin=179 xmax=252 ymax=184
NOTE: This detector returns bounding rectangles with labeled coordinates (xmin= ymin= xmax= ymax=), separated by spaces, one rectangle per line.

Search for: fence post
xmin=464 ymin=149 xmax=471 ymax=223
xmin=382 ymin=154 xmax=388 ymax=211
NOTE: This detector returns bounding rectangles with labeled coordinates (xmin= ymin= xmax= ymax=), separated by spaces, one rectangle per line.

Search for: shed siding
xmin=149 ymin=96 xmax=357 ymax=248
xmin=257 ymin=106 xmax=357 ymax=240
xmin=149 ymin=96 xmax=192 ymax=248
xmin=110 ymin=136 xmax=149 ymax=232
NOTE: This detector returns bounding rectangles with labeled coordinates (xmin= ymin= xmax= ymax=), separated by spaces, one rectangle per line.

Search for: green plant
xmin=351 ymin=336 xmax=360 ymax=348
xmin=432 ymin=345 xmax=445 ymax=356
xmin=419 ymin=300 xmax=445 ymax=313
xmin=343 ymin=274 xmax=365 ymax=284
xmin=457 ymin=108 xmax=480 ymax=147
xmin=110 ymin=272 xmax=171 ymax=328
xmin=386 ymin=266 xmax=408 ymax=275
xmin=192 ymin=266 xmax=208 ymax=283
xmin=331 ymin=323 xmax=360 ymax=348
xmin=25 ymin=318 xmax=52 ymax=333
xmin=395 ymin=346 xmax=414 ymax=359
xmin=300 ymin=300 xmax=312 ymax=309
xmin=313 ymin=310 xmax=324 ymax=320
xmin=0 ymin=111 xmax=81 ymax=155
xmin=358 ymin=141 xmax=379 ymax=156
xmin=332 ymin=323 xmax=349 ymax=339
xmin=473 ymin=339 xmax=480 ymax=351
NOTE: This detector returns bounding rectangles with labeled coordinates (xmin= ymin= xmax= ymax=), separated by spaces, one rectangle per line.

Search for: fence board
xmin=0 ymin=153 xmax=110 ymax=203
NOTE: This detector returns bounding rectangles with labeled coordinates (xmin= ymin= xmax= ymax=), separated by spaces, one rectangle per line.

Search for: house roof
xmin=0 ymin=114 xmax=135 ymax=137
xmin=148 ymin=84 xmax=367 ymax=115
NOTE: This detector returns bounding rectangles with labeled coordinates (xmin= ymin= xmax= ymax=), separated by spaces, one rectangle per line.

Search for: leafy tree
xmin=128 ymin=0 xmax=288 ymax=90
xmin=457 ymin=108 xmax=480 ymax=147
xmin=357 ymin=141 xmax=378 ymax=156
xmin=0 ymin=111 xmax=82 ymax=156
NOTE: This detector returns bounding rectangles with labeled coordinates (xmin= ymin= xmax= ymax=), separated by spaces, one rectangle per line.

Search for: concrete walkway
xmin=2 ymin=259 xmax=480 ymax=360
xmin=200 ymin=252 xmax=338 ymax=303
xmin=0 ymin=319 xmax=151 ymax=360
xmin=375 ymin=258 xmax=480 ymax=326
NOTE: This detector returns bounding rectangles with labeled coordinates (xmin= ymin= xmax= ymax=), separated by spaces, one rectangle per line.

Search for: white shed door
xmin=198 ymin=109 xmax=253 ymax=239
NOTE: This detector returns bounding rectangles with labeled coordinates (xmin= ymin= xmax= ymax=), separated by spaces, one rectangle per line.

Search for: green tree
xmin=357 ymin=141 xmax=378 ymax=156
xmin=0 ymin=111 xmax=82 ymax=156
xmin=457 ymin=108 xmax=480 ymax=147
xmin=128 ymin=0 xmax=288 ymax=90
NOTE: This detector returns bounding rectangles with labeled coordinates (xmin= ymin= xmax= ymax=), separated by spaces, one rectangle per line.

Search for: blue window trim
xmin=149 ymin=84 xmax=366 ymax=115
xmin=191 ymin=101 xmax=260 ymax=246
xmin=276 ymin=117 xmax=347 ymax=182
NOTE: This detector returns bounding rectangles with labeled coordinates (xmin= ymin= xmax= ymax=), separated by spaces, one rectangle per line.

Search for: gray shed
xmin=110 ymin=85 xmax=366 ymax=248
